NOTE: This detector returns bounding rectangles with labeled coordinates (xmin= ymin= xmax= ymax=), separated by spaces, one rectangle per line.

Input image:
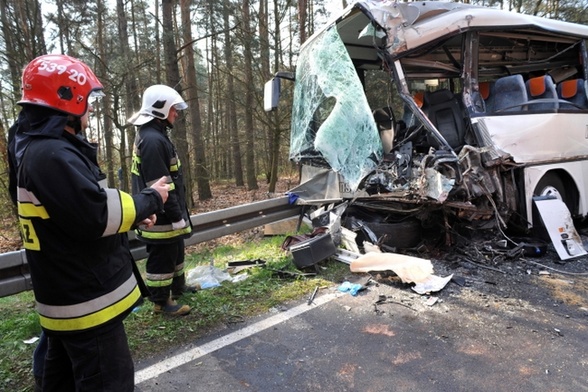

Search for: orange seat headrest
xmin=479 ymin=82 xmax=491 ymax=100
xmin=528 ymin=76 xmax=547 ymax=97
xmin=560 ymin=79 xmax=579 ymax=99
xmin=413 ymin=92 xmax=424 ymax=108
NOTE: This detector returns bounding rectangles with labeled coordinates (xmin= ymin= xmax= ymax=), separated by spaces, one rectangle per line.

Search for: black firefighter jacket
xmin=14 ymin=113 xmax=164 ymax=336
xmin=131 ymin=120 xmax=192 ymax=243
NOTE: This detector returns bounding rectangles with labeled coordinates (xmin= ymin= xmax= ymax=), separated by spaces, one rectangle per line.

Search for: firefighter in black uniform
xmin=129 ymin=85 xmax=195 ymax=316
xmin=13 ymin=54 xmax=170 ymax=391
xmin=8 ymin=110 xmax=48 ymax=391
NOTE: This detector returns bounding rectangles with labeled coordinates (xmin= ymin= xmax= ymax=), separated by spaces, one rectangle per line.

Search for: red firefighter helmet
xmin=18 ymin=54 xmax=105 ymax=117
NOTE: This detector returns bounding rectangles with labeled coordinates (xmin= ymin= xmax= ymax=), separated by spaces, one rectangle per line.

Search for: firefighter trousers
xmin=145 ymin=239 xmax=186 ymax=304
xmin=42 ymin=322 xmax=134 ymax=391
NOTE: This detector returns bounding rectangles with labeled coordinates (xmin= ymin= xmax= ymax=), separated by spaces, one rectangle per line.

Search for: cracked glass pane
xmin=290 ymin=26 xmax=383 ymax=191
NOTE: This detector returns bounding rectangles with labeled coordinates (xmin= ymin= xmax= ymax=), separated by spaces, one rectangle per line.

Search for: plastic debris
xmin=287 ymin=192 xmax=299 ymax=204
xmin=412 ymin=274 xmax=454 ymax=295
xmin=338 ymin=281 xmax=363 ymax=296
xmin=23 ymin=337 xmax=40 ymax=345
xmin=186 ymin=265 xmax=233 ymax=289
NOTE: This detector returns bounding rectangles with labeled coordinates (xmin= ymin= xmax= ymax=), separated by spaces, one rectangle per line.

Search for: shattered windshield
xmin=290 ymin=26 xmax=383 ymax=191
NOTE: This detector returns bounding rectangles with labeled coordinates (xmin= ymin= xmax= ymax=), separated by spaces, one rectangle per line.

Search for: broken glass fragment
xmin=290 ymin=26 xmax=383 ymax=191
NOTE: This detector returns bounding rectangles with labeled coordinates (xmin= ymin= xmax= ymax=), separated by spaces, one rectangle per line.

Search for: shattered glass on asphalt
xmin=290 ymin=26 xmax=383 ymax=191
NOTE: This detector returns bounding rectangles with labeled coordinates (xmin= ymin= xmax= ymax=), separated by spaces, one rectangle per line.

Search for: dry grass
xmin=539 ymin=275 xmax=588 ymax=308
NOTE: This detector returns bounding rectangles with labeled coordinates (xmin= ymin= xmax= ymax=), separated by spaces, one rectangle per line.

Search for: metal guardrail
xmin=0 ymin=196 xmax=303 ymax=298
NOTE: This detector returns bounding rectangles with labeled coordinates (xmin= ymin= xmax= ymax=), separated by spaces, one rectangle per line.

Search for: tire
xmin=365 ymin=219 xmax=422 ymax=249
xmin=534 ymin=172 xmax=575 ymax=214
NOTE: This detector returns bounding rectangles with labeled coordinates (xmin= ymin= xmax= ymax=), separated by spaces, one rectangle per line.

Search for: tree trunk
xmin=96 ymin=0 xmax=116 ymax=188
xmin=205 ymin=7 xmax=218 ymax=179
xmin=180 ymin=0 xmax=212 ymax=200
xmin=162 ymin=0 xmax=194 ymax=207
xmin=532 ymin=0 xmax=544 ymax=15
xmin=115 ymin=0 xmax=138 ymax=192
xmin=298 ymin=0 xmax=307 ymax=45
xmin=241 ymin=0 xmax=258 ymax=190
xmin=0 ymin=0 xmax=21 ymax=99
xmin=224 ymin=0 xmax=244 ymax=187
xmin=260 ymin=0 xmax=280 ymax=193
xmin=155 ymin=0 xmax=162 ymax=84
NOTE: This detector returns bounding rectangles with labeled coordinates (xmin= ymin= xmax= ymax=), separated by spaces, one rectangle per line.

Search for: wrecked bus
xmin=265 ymin=1 xmax=588 ymax=247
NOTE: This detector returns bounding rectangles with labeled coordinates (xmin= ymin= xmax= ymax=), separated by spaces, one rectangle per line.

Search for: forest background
xmin=1 ymin=0 xmax=588 ymax=233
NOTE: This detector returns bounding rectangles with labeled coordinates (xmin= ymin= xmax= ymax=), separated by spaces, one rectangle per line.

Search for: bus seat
xmin=525 ymin=75 xmax=558 ymax=110
xmin=479 ymin=81 xmax=495 ymax=113
xmin=413 ymin=91 xmax=424 ymax=108
xmin=423 ymin=89 xmax=466 ymax=149
xmin=493 ymin=74 xmax=528 ymax=112
xmin=373 ymin=107 xmax=395 ymax=153
xmin=557 ymin=79 xmax=588 ymax=109
xmin=401 ymin=91 xmax=425 ymax=128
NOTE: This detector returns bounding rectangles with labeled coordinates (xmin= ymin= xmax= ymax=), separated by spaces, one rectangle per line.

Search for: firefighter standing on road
xmin=129 ymin=85 xmax=195 ymax=316
xmin=13 ymin=54 xmax=170 ymax=391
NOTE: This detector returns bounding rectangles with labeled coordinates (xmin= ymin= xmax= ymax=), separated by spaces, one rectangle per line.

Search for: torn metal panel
xmin=457 ymin=146 xmax=498 ymax=200
xmin=481 ymin=114 xmax=588 ymax=163
xmin=423 ymin=168 xmax=454 ymax=202
xmin=288 ymin=169 xmax=344 ymax=203
xmin=533 ymin=197 xmax=587 ymax=260
xmin=356 ymin=1 xmax=588 ymax=57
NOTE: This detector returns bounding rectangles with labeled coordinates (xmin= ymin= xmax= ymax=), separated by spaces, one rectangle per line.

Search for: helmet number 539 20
xmin=38 ymin=60 xmax=87 ymax=86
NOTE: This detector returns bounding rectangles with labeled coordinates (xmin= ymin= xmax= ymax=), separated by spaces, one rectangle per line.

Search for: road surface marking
xmin=135 ymin=292 xmax=341 ymax=384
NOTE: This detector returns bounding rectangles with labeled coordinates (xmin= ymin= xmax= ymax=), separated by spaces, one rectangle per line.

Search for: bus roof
xmin=307 ymin=1 xmax=588 ymax=62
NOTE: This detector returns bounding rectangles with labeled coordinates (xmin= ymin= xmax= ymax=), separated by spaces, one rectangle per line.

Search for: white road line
xmin=135 ymin=292 xmax=341 ymax=384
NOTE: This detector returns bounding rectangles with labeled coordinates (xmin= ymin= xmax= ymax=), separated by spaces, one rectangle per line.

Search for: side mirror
xmin=264 ymin=77 xmax=281 ymax=112
xmin=264 ymin=72 xmax=294 ymax=112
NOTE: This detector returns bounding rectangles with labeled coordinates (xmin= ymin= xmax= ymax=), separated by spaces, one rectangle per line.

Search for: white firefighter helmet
xmin=128 ymin=84 xmax=188 ymax=125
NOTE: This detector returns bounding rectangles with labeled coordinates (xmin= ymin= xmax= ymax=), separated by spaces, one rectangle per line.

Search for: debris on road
xmin=534 ymin=197 xmax=587 ymax=260
xmin=373 ymin=294 xmax=416 ymax=314
xmin=349 ymin=252 xmax=434 ymax=283
xmin=226 ymin=259 xmax=266 ymax=274
xmin=307 ymin=286 xmax=319 ymax=304
xmin=186 ymin=264 xmax=249 ymax=289
xmin=412 ymin=274 xmax=454 ymax=295
xmin=337 ymin=281 xmax=364 ymax=296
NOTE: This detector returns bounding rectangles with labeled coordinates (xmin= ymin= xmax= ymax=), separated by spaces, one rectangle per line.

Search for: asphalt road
xmin=134 ymin=258 xmax=588 ymax=392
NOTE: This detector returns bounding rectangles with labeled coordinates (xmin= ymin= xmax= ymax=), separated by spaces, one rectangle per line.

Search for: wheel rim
xmin=539 ymin=185 xmax=563 ymax=201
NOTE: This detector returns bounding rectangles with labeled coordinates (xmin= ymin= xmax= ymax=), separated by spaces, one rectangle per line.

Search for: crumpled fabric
xmin=338 ymin=281 xmax=363 ymax=296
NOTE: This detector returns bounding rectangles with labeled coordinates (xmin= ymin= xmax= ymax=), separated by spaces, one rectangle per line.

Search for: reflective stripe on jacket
xmin=131 ymin=120 xmax=192 ymax=243
xmin=37 ymin=275 xmax=141 ymax=332
xmin=13 ymin=117 xmax=162 ymax=335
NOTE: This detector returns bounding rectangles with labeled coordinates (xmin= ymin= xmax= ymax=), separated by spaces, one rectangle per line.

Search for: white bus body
xmin=266 ymin=1 xmax=588 ymax=237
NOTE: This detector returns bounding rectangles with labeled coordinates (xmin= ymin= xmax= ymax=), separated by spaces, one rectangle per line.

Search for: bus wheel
xmin=534 ymin=172 xmax=575 ymax=214
xmin=535 ymin=173 xmax=565 ymax=199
